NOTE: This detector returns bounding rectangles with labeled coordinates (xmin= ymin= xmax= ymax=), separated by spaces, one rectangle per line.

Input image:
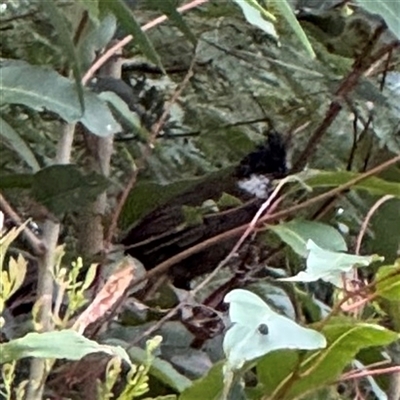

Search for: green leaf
xmin=268 ymin=220 xmax=347 ymax=257
xmin=256 ymin=350 xmax=299 ymax=397
xmin=304 ymin=170 xmax=400 ymax=198
xmin=128 ymin=346 xmax=192 ymax=393
xmin=271 ymin=0 xmax=316 ymax=58
xmin=282 ymin=322 xmax=399 ymax=399
xmin=1 ymin=60 xmax=121 ymax=136
xmin=280 ymin=240 xmax=383 ymax=287
xmin=223 ymin=289 xmax=326 ymax=371
xmin=147 ymin=0 xmax=197 ymax=46
xmin=375 ymin=263 xmax=400 ymax=301
xmin=100 ymin=0 xmax=164 ymax=70
xmin=0 ymin=330 xmax=130 ymax=364
xmin=356 ymin=0 xmax=400 ymax=39
xmin=0 ymin=117 xmax=40 ymax=171
xmin=232 ymin=0 xmax=277 ymax=39
xmin=32 ymin=165 xmax=110 ymax=215
xmin=40 ymin=0 xmax=85 ymax=112
xmin=179 ymin=362 xmax=224 ymax=400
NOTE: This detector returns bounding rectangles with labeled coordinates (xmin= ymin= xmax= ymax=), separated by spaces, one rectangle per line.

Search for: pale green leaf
xmin=269 ymin=220 xmax=347 ymax=257
xmin=0 ymin=330 xmax=131 ymax=364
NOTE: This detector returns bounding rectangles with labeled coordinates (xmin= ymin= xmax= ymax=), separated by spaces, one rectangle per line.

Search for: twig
xmin=355 ymin=194 xmax=395 ymax=255
xmin=339 ymin=365 xmax=400 ymax=382
xmin=0 ymin=193 xmax=45 ymax=255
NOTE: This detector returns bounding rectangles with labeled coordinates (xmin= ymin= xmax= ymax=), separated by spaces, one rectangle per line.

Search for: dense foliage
xmin=0 ymin=1 xmax=399 ymax=399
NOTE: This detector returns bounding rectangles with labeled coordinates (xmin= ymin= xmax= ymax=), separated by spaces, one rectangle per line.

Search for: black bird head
xmin=234 ymin=131 xmax=287 ymax=199
xmin=235 ymin=131 xmax=287 ymax=179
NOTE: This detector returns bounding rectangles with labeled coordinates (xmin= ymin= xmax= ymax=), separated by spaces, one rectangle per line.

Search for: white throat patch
xmin=237 ymin=174 xmax=271 ymax=199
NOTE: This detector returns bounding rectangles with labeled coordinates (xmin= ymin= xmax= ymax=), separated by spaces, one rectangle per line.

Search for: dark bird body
xmin=122 ymin=132 xmax=287 ymax=288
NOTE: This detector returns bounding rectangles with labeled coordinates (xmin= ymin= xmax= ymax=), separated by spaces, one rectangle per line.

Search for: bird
xmin=122 ymin=130 xmax=287 ymax=289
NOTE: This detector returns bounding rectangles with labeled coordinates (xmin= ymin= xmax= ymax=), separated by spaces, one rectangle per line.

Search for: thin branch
xmin=355 ymin=194 xmax=395 ymax=255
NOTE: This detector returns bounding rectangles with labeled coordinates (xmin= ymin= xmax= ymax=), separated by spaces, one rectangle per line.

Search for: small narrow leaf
xmin=128 ymin=346 xmax=192 ymax=393
xmin=100 ymin=0 xmax=164 ymax=70
xmin=232 ymin=0 xmax=277 ymax=39
xmin=272 ymin=0 xmax=316 ymax=58
xmin=0 ymin=117 xmax=40 ymax=171
xmin=375 ymin=263 xmax=400 ymax=301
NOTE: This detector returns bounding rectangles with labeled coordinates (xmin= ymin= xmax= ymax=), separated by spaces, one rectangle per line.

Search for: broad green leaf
xmin=304 ymin=170 xmax=400 ymax=198
xmin=272 ymin=0 xmax=316 ymax=58
xmin=232 ymin=0 xmax=277 ymax=39
xmin=32 ymin=165 xmax=110 ymax=215
xmin=40 ymin=0 xmax=85 ymax=112
xmin=1 ymin=60 xmax=121 ymax=136
xmin=147 ymin=0 xmax=197 ymax=46
xmin=375 ymin=263 xmax=400 ymax=301
xmin=100 ymin=0 xmax=163 ymax=70
xmin=356 ymin=0 xmax=400 ymax=39
xmin=280 ymin=240 xmax=383 ymax=287
xmin=283 ymin=322 xmax=399 ymax=399
xmin=223 ymin=289 xmax=326 ymax=370
xmin=268 ymin=220 xmax=347 ymax=257
xmin=0 ymin=330 xmax=130 ymax=364
xmin=0 ymin=117 xmax=40 ymax=171
xmin=179 ymin=362 xmax=224 ymax=400
xmin=128 ymin=346 xmax=191 ymax=393
xmin=256 ymin=350 xmax=299 ymax=397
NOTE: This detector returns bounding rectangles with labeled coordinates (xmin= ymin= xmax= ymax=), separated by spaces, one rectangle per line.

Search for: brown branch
xmin=293 ymin=28 xmax=399 ymax=171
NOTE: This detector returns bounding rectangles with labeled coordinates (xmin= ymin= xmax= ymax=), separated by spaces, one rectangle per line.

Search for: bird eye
xmin=257 ymin=323 xmax=269 ymax=335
